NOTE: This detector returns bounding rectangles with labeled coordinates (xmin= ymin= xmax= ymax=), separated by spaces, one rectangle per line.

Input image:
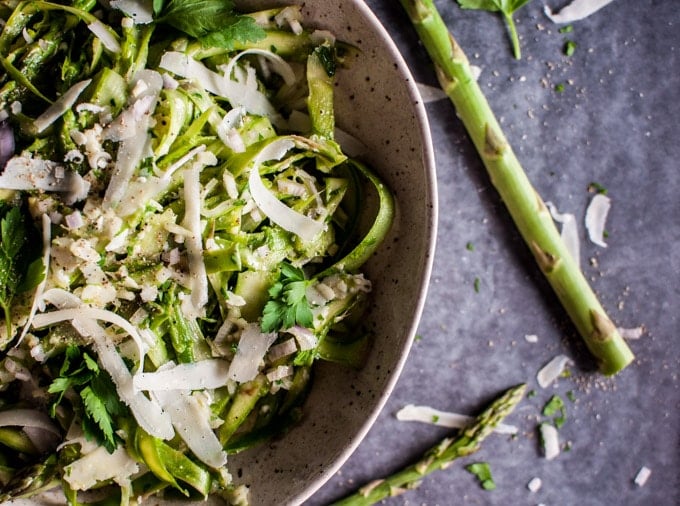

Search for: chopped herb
xmin=588 ymin=182 xmax=609 ymax=195
xmin=414 ymin=334 xmax=423 ymax=342
xmin=432 ymin=415 xmax=440 ymax=423
xmin=559 ymin=24 xmax=574 ymax=33
xmin=564 ymin=40 xmax=576 ymax=56
xmin=466 ymin=241 xmax=475 ymax=251
xmin=542 ymin=394 xmax=567 ymax=429
xmin=555 ymin=83 xmax=565 ymax=93
xmin=527 ymin=389 xmax=537 ymax=398
xmin=465 ymin=462 xmax=496 ymax=490
xmin=473 ymin=277 xmax=481 ymax=293
xmin=566 ymin=390 xmax=576 ymax=402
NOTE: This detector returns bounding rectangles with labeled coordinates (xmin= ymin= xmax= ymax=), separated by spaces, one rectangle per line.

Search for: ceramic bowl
xmin=224 ymin=1 xmax=438 ymax=504
xmin=9 ymin=2 xmax=437 ymax=505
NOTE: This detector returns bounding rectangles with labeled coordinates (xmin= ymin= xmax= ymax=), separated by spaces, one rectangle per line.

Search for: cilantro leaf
xmin=156 ymin=0 xmax=265 ymax=48
xmin=260 ymin=263 xmax=313 ymax=332
xmin=457 ymin=0 xmax=533 ymax=59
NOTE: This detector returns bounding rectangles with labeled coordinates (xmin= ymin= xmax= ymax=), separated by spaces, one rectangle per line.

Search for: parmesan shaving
xmin=133 ymin=359 xmax=230 ymax=391
xmin=78 ymin=319 xmax=174 ymax=440
xmin=63 ymin=445 xmax=139 ymax=491
xmin=0 ymin=408 xmax=61 ymax=435
xmin=34 ymin=79 xmax=91 ymax=133
xmin=159 ymin=51 xmax=281 ymax=124
xmin=540 ymin=423 xmax=560 ymax=460
xmin=585 ymin=193 xmax=611 ymax=248
xmin=634 ymin=465 xmax=651 ymax=487
xmin=152 ymin=389 xmax=227 ymax=468
xmin=537 ymin=354 xmax=571 ymax=388
xmin=248 ymin=138 xmax=324 ymax=242
xmin=618 ymin=326 xmax=644 ymax=340
xmin=32 ymin=307 xmax=147 ymax=370
xmin=103 ymin=70 xmax=162 ymax=210
xmin=87 ymin=20 xmax=121 ymax=53
xmin=228 ymin=323 xmax=277 ymax=383
xmin=544 ymin=0 xmax=616 ymax=24
xmin=395 ymin=404 xmax=518 ymax=435
xmin=546 ymin=201 xmax=580 ymax=267
xmin=110 ymin=0 xmax=153 ymax=24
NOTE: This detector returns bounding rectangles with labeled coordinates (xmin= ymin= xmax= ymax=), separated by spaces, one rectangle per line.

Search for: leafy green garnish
xmin=465 ymin=462 xmax=496 ymax=490
xmin=154 ymin=0 xmax=265 ymax=49
xmin=0 ymin=205 xmax=44 ymax=339
xmin=564 ymin=40 xmax=576 ymax=57
xmin=261 ymin=263 xmax=313 ymax=333
xmin=588 ymin=181 xmax=608 ymax=195
xmin=457 ymin=0 xmax=533 ymax=59
xmin=542 ymin=394 xmax=567 ymax=428
xmin=48 ymin=345 xmax=128 ymax=453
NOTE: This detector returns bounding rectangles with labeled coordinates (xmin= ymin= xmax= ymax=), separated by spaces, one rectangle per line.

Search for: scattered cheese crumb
xmin=634 ymin=466 xmax=651 ymax=487
xmin=527 ymin=476 xmax=542 ymax=492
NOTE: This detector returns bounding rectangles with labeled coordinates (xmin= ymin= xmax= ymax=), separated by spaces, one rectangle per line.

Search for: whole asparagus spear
xmin=330 ymin=383 xmax=527 ymax=506
xmin=399 ymin=0 xmax=634 ymax=375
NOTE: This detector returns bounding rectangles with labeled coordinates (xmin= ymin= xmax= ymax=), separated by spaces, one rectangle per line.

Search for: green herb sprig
xmin=457 ymin=0 xmax=533 ymax=59
xmin=261 ymin=263 xmax=313 ymax=333
xmin=48 ymin=345 xmax=128 ymax=453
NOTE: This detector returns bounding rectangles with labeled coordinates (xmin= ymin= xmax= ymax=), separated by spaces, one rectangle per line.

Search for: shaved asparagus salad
xmin=0 ymin=0 xmax=394 ymax=503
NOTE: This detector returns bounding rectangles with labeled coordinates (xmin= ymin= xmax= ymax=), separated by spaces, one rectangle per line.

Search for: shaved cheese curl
xmin=0 ymin=408 xmax=60 ymax=435
xmin=32 ymin=307 xmax=147 ymax=371
xmin=248 ymin=138 xmax=324 ymax=242
xmin=395 ymin=404 xmax=518 ymax=434
xmin=585 ymin=193 xmax=611 ymax=248
xmin=87 ymin=20 xmax=121 ymax=53
xmin=544 ymin=0 xmax=615 ymax=24
xmin=34 ymin=79 xmax=91 ymax=133
xmin=133 ymin=359 xmax=230 ymax=391
xmin=153 ymin=389 xmax=227 ymax=468
xmin=77 ymin=319 xmax=173 ymax=440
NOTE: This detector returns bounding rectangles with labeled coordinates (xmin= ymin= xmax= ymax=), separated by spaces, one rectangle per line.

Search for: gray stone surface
xmin=309 ymin=0 xmax=680 ymax=504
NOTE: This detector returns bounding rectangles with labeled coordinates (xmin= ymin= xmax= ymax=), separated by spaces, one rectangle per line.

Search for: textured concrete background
xmin=310 ymin=0 xmax=680 ymax=504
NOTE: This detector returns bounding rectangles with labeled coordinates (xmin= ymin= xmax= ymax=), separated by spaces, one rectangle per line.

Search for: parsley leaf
xmin=155 ymin=0 xmax=265 ymax=49
xmin=48 ymin=346 xmax=128 ymax=452
xmin=261 ymin=263 xmax=313 ymax=333
xmin=457 ymin=0 xmax=533 ymax=59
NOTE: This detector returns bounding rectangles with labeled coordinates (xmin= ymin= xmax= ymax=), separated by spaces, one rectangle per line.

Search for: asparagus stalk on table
xmin=399 ymin=0 xmax=634 ymax=375
xmin=331 ymin=383 xmax=527 ymax=506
